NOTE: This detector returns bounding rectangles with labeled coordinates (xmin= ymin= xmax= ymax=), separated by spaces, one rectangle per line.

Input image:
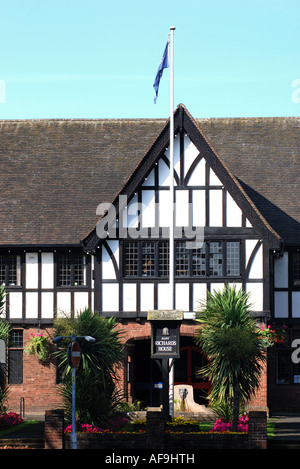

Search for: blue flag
xmin=153 ymin=41 xmax=169 ymax=103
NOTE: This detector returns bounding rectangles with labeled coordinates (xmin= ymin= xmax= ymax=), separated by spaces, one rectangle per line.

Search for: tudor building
xmin=0 ymin=104 xmax=299 ymax=416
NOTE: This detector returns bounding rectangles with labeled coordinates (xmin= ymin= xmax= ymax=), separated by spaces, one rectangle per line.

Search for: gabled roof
xmin=0 ymin=104 xmax=299 ymax=248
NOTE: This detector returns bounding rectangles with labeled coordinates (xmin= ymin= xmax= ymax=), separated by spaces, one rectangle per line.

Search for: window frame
xmin=123 ymin=239 xmax=242 ymax=279
xmin=8 ymin=329 xmax=23 ymax=385
xmin=57 ymin=252 xmax=88 ymax=287
xmin=0 ymin=254 xmax=22 ymax=287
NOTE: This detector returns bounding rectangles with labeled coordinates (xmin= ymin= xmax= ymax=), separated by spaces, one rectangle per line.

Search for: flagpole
xmin=169 ymin=26 xmax=175 ymax=311
xmin=169 ymin=26 xmax=175 ymax=420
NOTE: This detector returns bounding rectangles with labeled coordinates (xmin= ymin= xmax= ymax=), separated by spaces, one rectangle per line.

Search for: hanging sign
xmin=68 ymin=341 xmax=81 ymax=367
xmin=148 ymin=310 xmax=183 ymax=359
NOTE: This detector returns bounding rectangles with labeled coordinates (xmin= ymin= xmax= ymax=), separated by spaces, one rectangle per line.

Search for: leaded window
xmin=8 ymin=330 xmax=23 ymax=384
xmin=123 ymin=240 xmax=241 ymax=279
xmin=0 ymin=255 xmax=21 ymax=286
xmin=58 ymin=253 xmax=87 ymax=286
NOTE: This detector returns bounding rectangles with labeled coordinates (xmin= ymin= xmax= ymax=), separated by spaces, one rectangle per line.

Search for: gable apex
xmin=83 ymin=104 xmax=281 ymax=250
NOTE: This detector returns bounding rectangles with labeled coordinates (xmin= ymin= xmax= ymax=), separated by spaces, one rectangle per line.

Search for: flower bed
xmin=210 ymin=415 xmax=249 ymax=433
xmin=0 ymin=412 xmax=23 ymax=430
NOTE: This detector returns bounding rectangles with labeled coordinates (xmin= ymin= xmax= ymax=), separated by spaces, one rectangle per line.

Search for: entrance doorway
xmin=174 ymin=339 xmax=211 ymax=405
xmin=131 ymin=337 xmax=210 ymax=407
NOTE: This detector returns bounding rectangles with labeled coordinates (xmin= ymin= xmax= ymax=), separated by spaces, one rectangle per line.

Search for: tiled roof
xmin=0 ymin=107 xmax=299 ymax=246
xmin=197 ymin=116 xmax=300 ymax=245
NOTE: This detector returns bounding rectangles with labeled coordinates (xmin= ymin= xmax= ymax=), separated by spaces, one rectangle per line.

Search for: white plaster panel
xmin=193 ymin=283 xmax=207 ymax=311
xmin=102 ymin=283 xmax=119 ymax=312
xmin=102 ymin=241 xmax=119 ymax=280
xmin=184 ymin=135 xmax=199 ymax=177
xmin=140 ymin=283 xmax=154 ymax=311
xmin=142 ymin=168 xmax=155 ymax=186
xmin=247 ymin=243 xmax=263 ymax=279
xmin=175 ymin=190 xmax=189 ymax=227
xmin=41 ymin=252 xmax=54 ymax=289
xmin=210 ymin=283 xmax=225 ymax=294
xmin=26 ymin=292 xmax=38 ymax=318
xmin=41 ymin=292 xmax=54 ymax=318
xmin=192 ymin=190 xmax=205 ymax=226
xmin=226 ymin=192 xmax=242 ymax=227
xmin=74 ymin=292 xmax=89 ymax=316
xmin=158 ymin=158 xmax=171 ymax=186
xmin=123 ymin=283 xmax=137 ymax=312
xmin=274 ymin=252 xmax=288 ymax=288
xmin=157 ymin=283 xmax=172 ymax=310
xmin=126 ymin=194 xmax=139 ymax=228
xmin=209 ymin=190 xmax=223 ymax=226
xmin=26 ymin=252 xmax=39 ymax=288
xmin=159 ymin=190 xmax=170 ymax=227
xmin=246 ymin=283 xmax=263 ymax=311
xmin=175 ymin=283 xmax=189 ymax=311
xmin=57 ymin=292 xmax=71 ymax=315
xmin=142 ymin=190 xmax=155 ymax=227
xmin=274 ymin=291 xmax=289 ymax=318
xmin=187 ymin=157 xmax=206 ymax=186
xmin=9 ymin=292 xmax=22 ymax=318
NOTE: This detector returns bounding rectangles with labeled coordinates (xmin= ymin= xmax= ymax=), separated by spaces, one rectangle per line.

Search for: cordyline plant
xmin=53 ymin=307 xmax=125 ymax=427
xmin=195 ymin=284 xmax=267 ymax=432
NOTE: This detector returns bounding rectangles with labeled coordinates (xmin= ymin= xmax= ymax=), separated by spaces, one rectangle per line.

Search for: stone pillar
xmin=146 ymin=410 xmax=166 ymax=449
xmin=248 ymin=410 xmax=267 ymax=449
xmin=45 ymin=409 xmax=65 ymax=450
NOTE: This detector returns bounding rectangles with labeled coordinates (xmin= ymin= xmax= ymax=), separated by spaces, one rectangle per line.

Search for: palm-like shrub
xmin=195 ymin=284 xmax=267 ymax=431
xmin=53 ymin=308 xmax=125 ymax=427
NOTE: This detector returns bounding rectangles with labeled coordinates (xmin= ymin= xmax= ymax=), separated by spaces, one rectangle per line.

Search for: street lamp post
xmin=52 ymin=334 xmax=96 ymax=449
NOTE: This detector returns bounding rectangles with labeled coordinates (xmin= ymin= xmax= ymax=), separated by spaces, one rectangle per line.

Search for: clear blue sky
xmin=0 ymin=0 xmax=299 ymax=119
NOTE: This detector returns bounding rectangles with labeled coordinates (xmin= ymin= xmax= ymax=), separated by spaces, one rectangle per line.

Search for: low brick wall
xmin=45 ymin=409 xmax=267 ymax=450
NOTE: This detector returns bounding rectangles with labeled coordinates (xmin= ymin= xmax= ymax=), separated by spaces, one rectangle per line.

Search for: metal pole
xmin=71 ymin=335 xmax=77 ymax=449
xmin=71 ymin=365 xmax=77 ymax=449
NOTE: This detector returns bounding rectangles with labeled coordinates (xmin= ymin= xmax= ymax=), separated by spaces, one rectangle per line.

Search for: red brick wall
xmin=7 ymin=327 xmax=62 ymax=417
xmin=6 ymin=321 xmax=269 ymax=417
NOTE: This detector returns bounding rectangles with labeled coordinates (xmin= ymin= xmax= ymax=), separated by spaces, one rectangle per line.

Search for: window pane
xmin=176 ymin=242 xmax=189 ymax=276
xmin=142 ymin=242 xmax=155 ymax=276
xmin=9 ymin=255 xmax=21 ymax=286
xmin=59 ymin=254 xmax=72 ymax=286
xmin=8 ymin=330 xmax=23 ymax=385
xmin=209 ymin=242 xmax=223 ymax=276
xmin=159 ymin=242 xmax=169 ymax=277
xmin=124 ymin=242 xmax=138 ymax=277
xmin=293 ymin=253 xmax=300 ymax=286
xmin=74 ymin=255 xmax=86 ymax=286
xmin=9 ymin=330 xmax=23 ymax=348
xmin=192 ymin=244 xmax=206 ymax=276
xmin=0 ymin=256 xmax=5 ymax=284
xmin=226 ymin=242 xmax=240 ymax=276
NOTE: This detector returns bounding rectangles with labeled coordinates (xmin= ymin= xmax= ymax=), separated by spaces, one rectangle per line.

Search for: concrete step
xmin=268 ymin=439 xmax=300 ymax=450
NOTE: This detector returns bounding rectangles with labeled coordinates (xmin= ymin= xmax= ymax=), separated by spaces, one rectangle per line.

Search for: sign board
xmin=148 ymin=320 xmax=181 ymax=359
xmin=148 ymin=310 xmax=182 ymax=359
xmin=68 ymin=341 xmax=81 ymax=367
